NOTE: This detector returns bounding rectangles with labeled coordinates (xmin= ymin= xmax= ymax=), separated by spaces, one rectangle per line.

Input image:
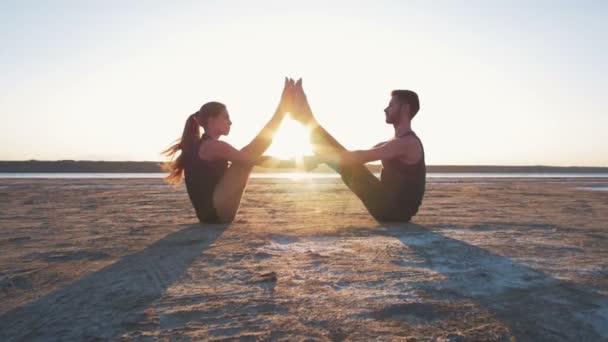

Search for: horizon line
xmin=1 ymin=160 xmax=607 ymax=169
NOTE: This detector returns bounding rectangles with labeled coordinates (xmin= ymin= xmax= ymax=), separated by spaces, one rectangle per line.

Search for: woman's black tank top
xmin=184 ymin=134 xmax=228 ymax=222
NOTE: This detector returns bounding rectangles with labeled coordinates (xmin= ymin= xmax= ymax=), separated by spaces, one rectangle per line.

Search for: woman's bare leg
xmin=212 ymin=162 xmax=254 ymax=222
xmin=213 ymin=107 xmax=288 ymax=222
xmin=240 ymin=109 xmax=285 ymax=156
xmin=242 ymin=77 xmax=293 ymax=155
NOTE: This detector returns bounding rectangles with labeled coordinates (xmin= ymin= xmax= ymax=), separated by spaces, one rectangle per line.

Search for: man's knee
xmin=340 ymin=166 xmax=376 ymax=190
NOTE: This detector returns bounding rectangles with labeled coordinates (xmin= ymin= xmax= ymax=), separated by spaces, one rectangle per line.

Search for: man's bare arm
xmin=342 ymin=138 xmax=409 ymax=164
xmin=314 ymin=138 xmax=411 ymax=165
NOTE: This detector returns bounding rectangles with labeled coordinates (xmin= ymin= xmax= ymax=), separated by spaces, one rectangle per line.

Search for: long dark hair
xmin=161 ymin=101 xmax=226 ymax=185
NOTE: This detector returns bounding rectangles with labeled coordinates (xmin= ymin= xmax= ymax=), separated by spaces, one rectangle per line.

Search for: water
xmin=1 ymin=172 xmax=608 ymax=179
xmin=576 ymin=186 xmax=608 ymax=191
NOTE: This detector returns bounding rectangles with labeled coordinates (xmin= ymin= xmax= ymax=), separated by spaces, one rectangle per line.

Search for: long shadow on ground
xmin=0 ymin=223 xmax=228 ymax=341
xmin=381 ymin=223 xmax=608 ymax=341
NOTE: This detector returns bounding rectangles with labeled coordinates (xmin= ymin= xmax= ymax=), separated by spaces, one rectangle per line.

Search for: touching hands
xmin=290 ymin=78 xmax=316 ymax=125
xmin=274 ymin=77 xmax=322 ymax=172
xmin=277 ymin=77 xmax=316 ymax=125
xmin=278 ymin=77 xmax=296 ymax=115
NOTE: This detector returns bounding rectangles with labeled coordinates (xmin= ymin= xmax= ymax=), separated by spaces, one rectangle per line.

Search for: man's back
xmin=380 ymin=131 xmax=426 ymax=218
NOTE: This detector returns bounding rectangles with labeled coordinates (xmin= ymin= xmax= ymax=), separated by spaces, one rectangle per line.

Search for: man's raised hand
xmin=291 ymin=78 xmax=315 ymax=125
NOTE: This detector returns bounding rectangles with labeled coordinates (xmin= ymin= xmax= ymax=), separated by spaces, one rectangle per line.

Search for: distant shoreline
xmin=1 ymin=161 xmax=607 ymax=174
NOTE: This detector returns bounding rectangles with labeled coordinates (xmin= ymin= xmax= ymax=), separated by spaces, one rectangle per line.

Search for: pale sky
xmin=1 ymin=0 xmax=606 ymax=166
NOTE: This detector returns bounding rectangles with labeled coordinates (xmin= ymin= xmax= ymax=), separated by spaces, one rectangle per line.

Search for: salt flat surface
xmin=1 ymin=177 xmax=607 ymax=340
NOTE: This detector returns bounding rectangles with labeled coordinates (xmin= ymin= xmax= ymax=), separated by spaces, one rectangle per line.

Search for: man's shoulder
xmin=373 ymin=141 xmax=388 ymax=148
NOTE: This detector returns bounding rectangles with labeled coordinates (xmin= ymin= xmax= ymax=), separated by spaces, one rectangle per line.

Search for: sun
xmin=265 ymin=116 xmax=314 ymax=160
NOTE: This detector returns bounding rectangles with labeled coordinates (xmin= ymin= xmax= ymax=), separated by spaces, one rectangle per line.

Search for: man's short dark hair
xmin=391 ymin=90 xmax=420 ymax=118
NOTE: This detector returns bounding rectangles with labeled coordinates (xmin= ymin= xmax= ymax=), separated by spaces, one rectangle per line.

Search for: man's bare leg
xmin=292 ymin=79 xmax=406 ymax=220
xmin=308 ymin=123 xmax=403 ymax=220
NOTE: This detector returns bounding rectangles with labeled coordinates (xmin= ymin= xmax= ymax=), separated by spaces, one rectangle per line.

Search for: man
xmin=293 ymin=79 xmax=425 ymax=222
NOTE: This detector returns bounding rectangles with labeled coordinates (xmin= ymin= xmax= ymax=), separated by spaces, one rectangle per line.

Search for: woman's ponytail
xmin=161 ymin=102 xmax=226 ymax=185
xmin=161 ymin=113 xmax=201 ymax=185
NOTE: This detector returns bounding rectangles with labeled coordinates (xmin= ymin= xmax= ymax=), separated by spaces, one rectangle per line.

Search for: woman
xmin=162 ymin=78 xmax=296 ymax=223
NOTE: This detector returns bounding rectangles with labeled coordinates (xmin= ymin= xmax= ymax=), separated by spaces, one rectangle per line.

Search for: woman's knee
xmin=370 ymin=210 xmax=411 ymax=222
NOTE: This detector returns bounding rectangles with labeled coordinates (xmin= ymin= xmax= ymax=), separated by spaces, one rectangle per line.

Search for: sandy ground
xmin=0 ymin=176 xmax=607 ymax=341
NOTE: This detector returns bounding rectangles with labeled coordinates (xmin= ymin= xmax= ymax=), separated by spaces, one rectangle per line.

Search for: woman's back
xmin=184 ymin=134 xmax=228 ymax=222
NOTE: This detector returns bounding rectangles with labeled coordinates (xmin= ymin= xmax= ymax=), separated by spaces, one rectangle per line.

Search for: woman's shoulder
xmin=198 ymin=138 xmax=234 ymax=161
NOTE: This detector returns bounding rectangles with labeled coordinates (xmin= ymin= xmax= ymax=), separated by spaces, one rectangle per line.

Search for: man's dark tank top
xmin=184 ymin=134 xmax=228 ymax=222
xmin=380 ymin=131 xmax=426 ymax=216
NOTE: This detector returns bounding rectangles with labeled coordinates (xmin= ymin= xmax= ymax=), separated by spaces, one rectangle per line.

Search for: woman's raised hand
xmin=278 ymin=77 xmax=296 ymax=116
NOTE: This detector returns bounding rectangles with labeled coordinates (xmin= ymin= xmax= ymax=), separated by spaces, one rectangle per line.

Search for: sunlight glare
xmin=265 ymin=117 xmax=313 ymax=160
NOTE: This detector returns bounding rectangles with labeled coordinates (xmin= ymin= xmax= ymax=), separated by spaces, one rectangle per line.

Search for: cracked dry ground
xmin=1 ymin=177 xmax=607 ymax=341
